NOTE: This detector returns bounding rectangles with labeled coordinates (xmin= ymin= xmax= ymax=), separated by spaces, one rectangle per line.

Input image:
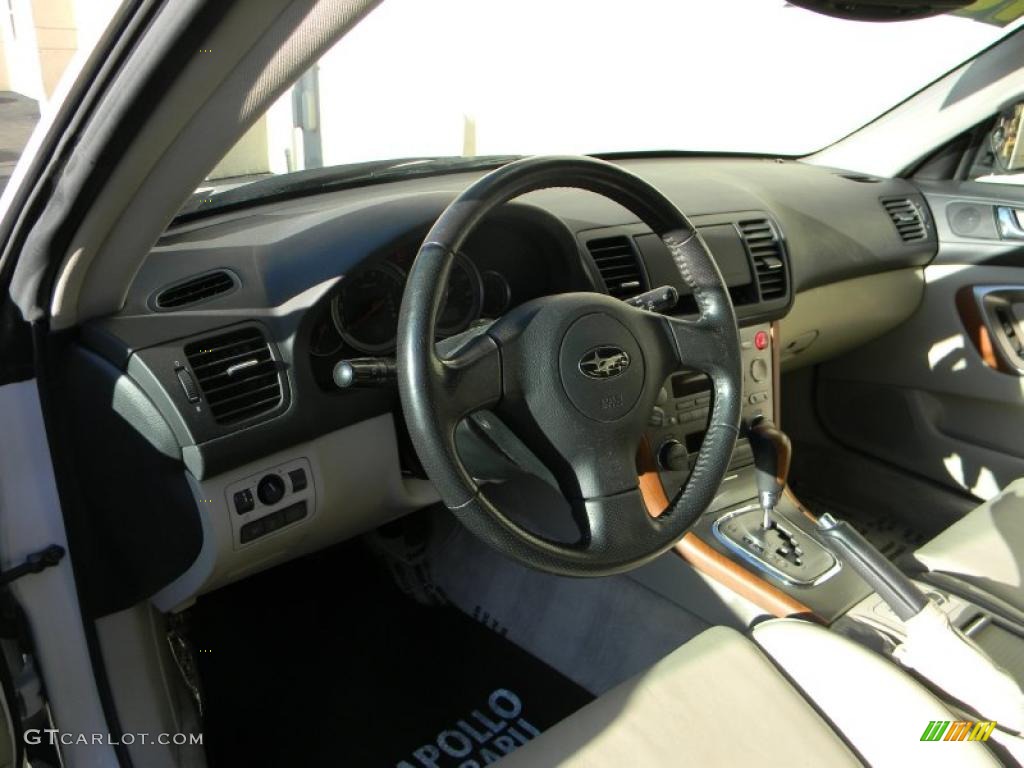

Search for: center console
xmin=645 ymin=322 xmax=874 ymax=622
xmin=647 ymin=323 xmax=775 ymax=498
xmin=651 ymin=327 xmax=1024 ymax=698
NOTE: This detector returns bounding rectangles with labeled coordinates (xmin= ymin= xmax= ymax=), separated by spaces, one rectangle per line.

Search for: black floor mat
xmin=190 ymin=542 xmax=593 ymax=767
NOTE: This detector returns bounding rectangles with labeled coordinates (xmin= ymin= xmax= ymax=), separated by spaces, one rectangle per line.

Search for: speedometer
xmin=436 ymin=252 xmax=483 ymax=336
xmin=330 ymin=262 xmax=406 ymax=354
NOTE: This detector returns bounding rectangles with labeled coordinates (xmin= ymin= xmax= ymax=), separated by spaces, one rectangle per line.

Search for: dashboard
xmin=68 ymin=156 xmax=938 ymax=614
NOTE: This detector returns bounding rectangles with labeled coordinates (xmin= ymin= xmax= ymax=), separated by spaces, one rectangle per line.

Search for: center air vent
xmin=587 ymin=236 xmax=646 ymax=299
xmin=184 ymin=327 xmax=282 ymax=425
xmin=738 ymin=219 xmax=788 ymax=301
xmin=154 ymin=270 xmax=236 ymax=310
xmin=881 ymin=198 xmax=927 ymax=243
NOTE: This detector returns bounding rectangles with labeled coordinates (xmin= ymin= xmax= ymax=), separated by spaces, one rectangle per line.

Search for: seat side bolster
xmin=497 ymin=625 xmax=859 ymax=767
xmin=912 ymin=479 xmax=1024 ymax=612
xmin=753 ymin=618 xmax=999 ymax=767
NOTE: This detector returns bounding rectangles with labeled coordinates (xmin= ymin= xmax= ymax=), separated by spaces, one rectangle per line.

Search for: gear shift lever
xmin=747 ymin=416 xmax=792 ymax=530
xmin=714 ymin=417 xmax=836 ymax=584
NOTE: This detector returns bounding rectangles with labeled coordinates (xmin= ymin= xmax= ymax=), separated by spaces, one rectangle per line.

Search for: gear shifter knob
xmin=747 ymin=416 xmax=792 ymax=529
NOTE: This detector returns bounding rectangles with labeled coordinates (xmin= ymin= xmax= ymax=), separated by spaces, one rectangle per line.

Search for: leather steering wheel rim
xmin=397 ymin=155 xmax=742 ymax=576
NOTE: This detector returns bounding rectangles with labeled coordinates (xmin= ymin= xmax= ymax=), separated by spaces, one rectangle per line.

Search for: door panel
xmin=817 ymin=181 xmax=1024 ymax=504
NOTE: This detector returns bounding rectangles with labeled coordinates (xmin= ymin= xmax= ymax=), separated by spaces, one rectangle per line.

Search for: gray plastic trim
xmin=0 ymin=381 xmax=116 ymax=765
xmin=152 ymin=413 xmax=438 ymax=611
xmin=94 ymin=605 xmax=205 ymax=768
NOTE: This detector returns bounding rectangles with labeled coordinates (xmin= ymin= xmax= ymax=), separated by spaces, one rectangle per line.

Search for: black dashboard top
xmin=81 ymin=156 xmax=935 ymax=479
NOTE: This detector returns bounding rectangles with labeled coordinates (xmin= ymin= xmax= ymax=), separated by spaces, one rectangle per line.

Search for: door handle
xmin=995 ymin=206 xmax=1024 ymax=240
xmin=957 ymin=285 xmax=1024 ymax=374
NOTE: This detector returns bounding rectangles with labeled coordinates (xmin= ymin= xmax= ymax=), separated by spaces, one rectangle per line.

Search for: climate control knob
xmin=257 ymin=474 xmax=286 ymax=506
xmin=658 ymin=439 xmax=689 ymax=472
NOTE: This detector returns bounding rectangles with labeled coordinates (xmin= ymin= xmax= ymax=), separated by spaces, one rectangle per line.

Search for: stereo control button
xmin=658 ymin=440 xmax=689 ymax=472
xmin=649 ymin=407 xmax=665 ymax=427
xmin=750 ymin=358 xmax=769 ymax=383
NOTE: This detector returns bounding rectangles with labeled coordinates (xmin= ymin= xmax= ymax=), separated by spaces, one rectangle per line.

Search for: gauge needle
xmin=349 ymin=298 xmax=388 ymax=329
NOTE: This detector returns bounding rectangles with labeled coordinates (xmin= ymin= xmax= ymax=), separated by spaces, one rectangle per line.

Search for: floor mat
xmin=792 ymin=488 xmax=928 ymax=560
xmin=190 ymin=543 xmax=593 ymax=768
xmin=412 ymin=505 xmax=710 ymax=696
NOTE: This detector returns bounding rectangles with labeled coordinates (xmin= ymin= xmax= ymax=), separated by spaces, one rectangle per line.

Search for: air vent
xmin=155 ymin=270 xmax=236 ymax=309
xmin=738 ymin=220 xmax=788 ymax=301
xmin=881 ymin=198 xmax=927 ymax=243
xmin=587 ymin=236 xmax=646 ymax=299
xmin=184 ymin=327 xmax=282 ymax=425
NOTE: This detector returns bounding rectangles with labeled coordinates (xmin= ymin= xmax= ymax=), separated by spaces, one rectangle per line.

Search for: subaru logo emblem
xmin=579 ymin=346 xmax=631 ymax=379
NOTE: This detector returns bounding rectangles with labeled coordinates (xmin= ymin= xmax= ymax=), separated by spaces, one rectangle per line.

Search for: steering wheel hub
xmin=558 ymin=312 xmax=645 ymax=422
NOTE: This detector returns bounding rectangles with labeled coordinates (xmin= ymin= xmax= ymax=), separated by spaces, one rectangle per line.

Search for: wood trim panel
xmin=770 ymin=321 xmax=782 ymax=425
xmin=637 ymin=439 xmax=814 ymax=619
xmin=955 ymin=286 xmax=1006 ymax=372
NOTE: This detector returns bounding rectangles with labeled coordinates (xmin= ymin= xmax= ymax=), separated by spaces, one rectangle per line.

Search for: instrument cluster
xmin=308 ymin=250 xmax=513 ymax=358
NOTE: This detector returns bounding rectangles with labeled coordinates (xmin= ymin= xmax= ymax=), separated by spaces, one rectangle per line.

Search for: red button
xmin=754 ymin=331 xmax=769 ymax=350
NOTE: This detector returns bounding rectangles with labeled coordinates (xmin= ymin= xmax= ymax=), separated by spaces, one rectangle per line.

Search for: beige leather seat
xmin=498 ymin=620 xmax=998 ymax=767
xmin=910 ymin=479 xmax=1024 ymax=625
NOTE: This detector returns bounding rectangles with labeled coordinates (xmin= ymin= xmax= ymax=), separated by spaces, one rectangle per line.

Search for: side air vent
xmin=587 ymin=236 xmax=646 ymax=299
xmin=184 ymin=327 xmax=282 ymax=425
xmin=154 ymin=270 xmax=236 ymax=310
xmin=738 ymin=219 xmax=788 ymax=301
xmin=881 ymin=198 xmax=927 ymax=243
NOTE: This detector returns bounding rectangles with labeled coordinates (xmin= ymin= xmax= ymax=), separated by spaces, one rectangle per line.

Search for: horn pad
xmin=558 ymin=312 xmax=645 ymax=423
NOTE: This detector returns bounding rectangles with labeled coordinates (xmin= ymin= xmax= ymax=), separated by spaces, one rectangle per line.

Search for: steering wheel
xmin=397 ymin=156 xmax=741 ymax=576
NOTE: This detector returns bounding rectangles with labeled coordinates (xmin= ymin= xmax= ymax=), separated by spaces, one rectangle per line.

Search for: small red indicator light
xmin=754 ymin=331 xmax=769 ymax=350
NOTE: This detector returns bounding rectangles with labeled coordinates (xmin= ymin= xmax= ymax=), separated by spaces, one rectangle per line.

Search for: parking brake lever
xmin=747 ymin=416 xmax=791 ymax=530
xmin=816 ymin=513 xmax=927 ymax=621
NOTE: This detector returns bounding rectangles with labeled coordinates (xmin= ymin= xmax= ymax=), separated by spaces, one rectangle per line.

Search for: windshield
xmin=193 ymin=0 xmax=1023 ymax=203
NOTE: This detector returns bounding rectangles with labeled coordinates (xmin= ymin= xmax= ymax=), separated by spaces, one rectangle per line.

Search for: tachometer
xmin=331 ymin=262 xmax=406 ymax=354
xmin=480 ymin=270 xmax=512 ymax=317
xmin=436 ymin=252 xmax=483 ymax=336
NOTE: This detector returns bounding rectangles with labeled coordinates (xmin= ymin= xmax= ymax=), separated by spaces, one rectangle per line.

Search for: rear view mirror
xmin=787 ymin=0 xmax=973 ymax=22
xmin=992 ymin=102 xmax=1024 ymax=172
